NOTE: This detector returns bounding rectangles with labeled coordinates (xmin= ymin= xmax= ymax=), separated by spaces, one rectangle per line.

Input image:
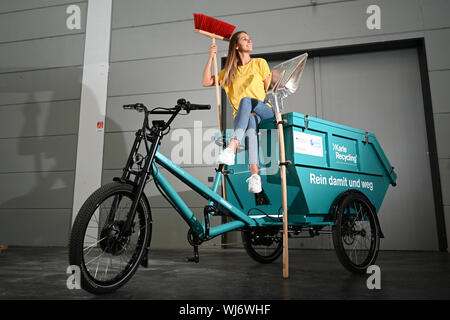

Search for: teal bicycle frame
xmin=117 ymin=100 xmax=278 ymax=252
xmin=152 ymin=149 xmax=263 ymax=241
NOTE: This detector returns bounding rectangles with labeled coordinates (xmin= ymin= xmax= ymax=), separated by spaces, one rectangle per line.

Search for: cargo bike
xmin=68 ymin=54 xmax=397 ymax=294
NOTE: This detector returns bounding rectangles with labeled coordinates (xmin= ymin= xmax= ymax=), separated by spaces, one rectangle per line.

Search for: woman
xmin=202 ymin=31 xmax=274 ymax=194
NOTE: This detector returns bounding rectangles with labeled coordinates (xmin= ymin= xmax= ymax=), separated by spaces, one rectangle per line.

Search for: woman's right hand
xmin=209 ymin=43 xmax=217 ymax=59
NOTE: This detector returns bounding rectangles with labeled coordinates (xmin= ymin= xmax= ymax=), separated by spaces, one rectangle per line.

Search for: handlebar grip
xmin=123 ymin=103 xmax=146 ymax=112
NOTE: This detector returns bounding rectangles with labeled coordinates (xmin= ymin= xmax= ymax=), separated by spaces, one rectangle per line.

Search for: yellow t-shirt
xmin=218 ymin=58 xmax=272 ymax=117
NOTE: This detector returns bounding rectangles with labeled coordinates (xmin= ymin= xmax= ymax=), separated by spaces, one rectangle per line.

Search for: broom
xmin=193 ymin=13 xmax=236 ymax=200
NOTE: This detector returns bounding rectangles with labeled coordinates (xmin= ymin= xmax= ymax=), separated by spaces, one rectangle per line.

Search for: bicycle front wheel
xmin=69 ymin=182 xmax=152 ymax=294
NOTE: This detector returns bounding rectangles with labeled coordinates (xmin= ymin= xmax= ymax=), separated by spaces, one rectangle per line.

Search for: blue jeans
xmin=231 ymin=97 xmax=275 ymax=165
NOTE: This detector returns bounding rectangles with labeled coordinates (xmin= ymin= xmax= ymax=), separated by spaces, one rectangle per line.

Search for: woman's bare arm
xmin=264 ymin=73 xmax=272 ymax=92
xmin=202 ymin=44 xmax=217 ymax=87
xmin=268 ymin=69 xmax=281 ymax=91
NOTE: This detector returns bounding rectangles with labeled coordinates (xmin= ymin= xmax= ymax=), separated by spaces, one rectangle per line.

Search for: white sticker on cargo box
xmin=294 ymin=131 xmax=323 ymax=157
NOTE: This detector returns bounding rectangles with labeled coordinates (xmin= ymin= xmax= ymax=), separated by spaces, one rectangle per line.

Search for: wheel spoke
xmin=83 ymin=236 xmax=107 ymax=252
xmin=86 ymin=251 xmax=105 ymax=268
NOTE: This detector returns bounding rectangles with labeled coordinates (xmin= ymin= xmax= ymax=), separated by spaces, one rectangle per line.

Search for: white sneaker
xmin=246 ymin=174 xmax=262 ymax=194
xmin=216 ymin=147 xmax=235 ymax=165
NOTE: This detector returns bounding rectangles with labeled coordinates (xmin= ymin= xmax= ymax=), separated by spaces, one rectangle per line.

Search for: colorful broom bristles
xmin=193 ymin=13 xmax=236 ymax=40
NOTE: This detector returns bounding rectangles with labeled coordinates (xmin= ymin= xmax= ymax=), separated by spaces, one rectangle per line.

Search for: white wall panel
xmin=0 ymin=34 xmax=84 ymax=73
xmin=425 ymin=28 xmax=450 ymax=71
xmin=111 ymin=0 xmax=342 ymax=28
xmin=0 ymin=0 xmax=84 ymax=14
xmin=0 ymin=172 xmax=74 ymax=209
xmin=108 ymin=55 xmax=208 ymax=96
xmin=0 ymin=209 xmax=71 ymax=246
xmin=434 ymin=114 xmax=450 ymax=159
xmin=0 ymin=3 xmax=87 ymax=43
xmin=0 ymin=135 xmax=77 ymax=173
xmin=0 ymin=67 xmax=82 ymax=106
xmin=106 ymin=90 xmax=218 ymax=132
xmin=0 ymin=100 xmax=79 ymax=138
xmin=429 ymin=70 xmax=450 ymax=114
xmin=420 ymin=0 xmax=450 ymax=29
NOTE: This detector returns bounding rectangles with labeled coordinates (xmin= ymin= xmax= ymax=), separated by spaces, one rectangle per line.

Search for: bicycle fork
xmin=119 ymin=130 xmax=162 ymax=238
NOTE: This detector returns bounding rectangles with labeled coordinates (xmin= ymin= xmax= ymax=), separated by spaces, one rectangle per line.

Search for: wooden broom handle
xmin=212 ymin=38 xmax=222 ymax=133
xmin=275 ymin=112 xmax=289 ymax=279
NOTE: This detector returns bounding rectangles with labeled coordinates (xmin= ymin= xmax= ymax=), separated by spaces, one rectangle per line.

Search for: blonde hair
xmin=221 ymin=31 xmax=247 ymax=87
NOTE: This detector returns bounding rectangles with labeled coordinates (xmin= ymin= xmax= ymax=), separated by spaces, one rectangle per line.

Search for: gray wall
xmin=0 ymin=0 xmax=448 ymax=250
xmin=0 ymin=1 xmax=87 ymax=246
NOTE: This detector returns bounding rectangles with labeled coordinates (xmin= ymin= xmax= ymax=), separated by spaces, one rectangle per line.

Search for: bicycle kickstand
xmin=183 ymin=245 xmax=199 ymax=263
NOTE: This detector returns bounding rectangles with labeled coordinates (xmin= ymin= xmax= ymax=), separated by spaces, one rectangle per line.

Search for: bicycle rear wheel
xmin=69 ymin=182 xmax=152 ymax=294
xmin=332 ymin=192 xmax=380 ymax=274
xmin=242 ymin=227 xmax=283 ymax=263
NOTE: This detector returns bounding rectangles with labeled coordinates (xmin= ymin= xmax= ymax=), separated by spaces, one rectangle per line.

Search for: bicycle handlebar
xmin=188 ymin=103 xmax=211 ymax=110
xmin=149 ymin=109 xmax=176 ymax=114
xmin=122 ymin=99 xmax=211 ymax=114
xmin=123 ymin=103 xmax=146 ymax=112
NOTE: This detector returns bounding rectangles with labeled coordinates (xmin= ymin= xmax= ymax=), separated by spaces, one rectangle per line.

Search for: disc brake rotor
xmin=99 ymin=221 xmax=131 ymax=255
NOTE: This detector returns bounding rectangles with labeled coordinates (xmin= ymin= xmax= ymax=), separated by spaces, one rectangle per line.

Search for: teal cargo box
xmin=223 ymin=112 xmax=397 ymax=226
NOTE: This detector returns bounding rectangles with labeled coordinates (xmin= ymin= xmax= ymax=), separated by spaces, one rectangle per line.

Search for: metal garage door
xmin=266 ymin=48 xmax=437 ymax=251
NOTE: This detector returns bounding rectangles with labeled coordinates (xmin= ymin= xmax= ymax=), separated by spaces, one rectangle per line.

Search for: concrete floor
xmin=0 ymin=246 xmax=449 ymax=300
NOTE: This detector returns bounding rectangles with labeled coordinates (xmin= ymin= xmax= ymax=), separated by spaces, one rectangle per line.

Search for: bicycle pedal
xmin=183 ymin=256 xmax=199 ymax=263
xmin=183 ymin=245 xmax=199 ymax=263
